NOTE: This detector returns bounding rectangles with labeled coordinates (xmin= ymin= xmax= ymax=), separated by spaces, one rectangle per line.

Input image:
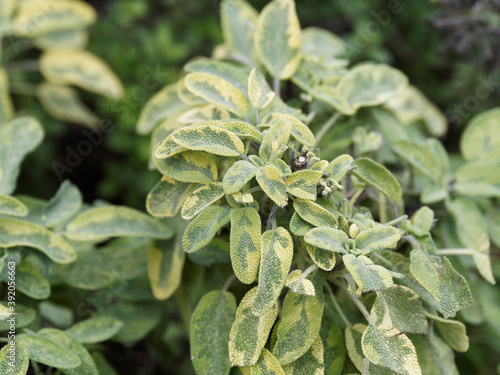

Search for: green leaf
xmin=0 ymin=194 xmax=28 ymax=216
xmin=0 ymin=67 xmax=13 ymax=125
xmin=261 ymin=113 xmax=315 ymax=147
xmin=190 ymin=290 xmax=236 ymax=375
xmin=460 ymin=107 xmax=500 ymax=162
xmin=221 ymin=0 xmax=258 ymax=61
xmin=37 ymin=83 xmax=99 ymax=128
xmin=32 ymin=29 xmax=88 ymax=50
xmin=472 ymin=234 xmax=495 ymax=285
xmin=256 ymin=164 xmax=288 ymax=207
xmin=259 ymin=119 xmax=292 ymax=162
xmin=255 ymin=0 xmax=301 ymax=79
xmin=216 ymin=120 xmax=263 ymax=142
xmin=154 ymin=133 xmax=188 ymax=159
xmin=286 ymin=170 xmax=322 ymax=200
xmin=241 ymin=349 xmax=285 ymax=375
xmin=137 ymin=83 xmax=188 ymax=134
xmin=320 ymin=311 xmax=346 ymax=375
xmin=182 ymin=205 xmax=231 ymax=253
xmin=343 ymin=254 xmax=393 ymax=293
xmin=454 ymin=163 xmax=500 ymax=197
xmin=223 ymin=160 xmax=258 ymax=194
xmin=304 ymin=227 xmax=348 ymax=253
xmin=181 ymin=183 xmax=224 ymax=220
xmin=43 ymin=180 xmax=82 ymax=227
xmin=155 ymin=151 xmax=218 ymax=185
xmin=0 ymin=218 xmax=76 ymax=263
xmin=0 ymin=341 xmax=29 ymax=375
xmin=305 ymin=243 xmax=336 ymax=271
xmin=487 ymin=208 xmax=500 ymax=247
xmin=425 ymin=312 xmax=468 ymax=352
xmin=188 ymin=237 xmax=231 ymax=266
xmin=300 ymin=27 xmax=347 ymax=68
xmin=178 ymin=104 xmax=231 ymax=124
xmin=409 ymin=250 xmax=473 ymax=318
xmin=170 ymin=122 xmax=245 ymax=157
xmin=289 ymin=212 xmax=314 ymax=237
xmin=65 ymin=206 xmax=173 ymax=241
xmin=361 ymin=325 xmax=421 ymax=375
xmin=351 ymin=158 xmax=402 ymax=201
xmin=16 ymin=260 xmax=50 ymax=299
xmin=293 ymin=200 xmax=337 ymax=227
xmin=410 ymin=206 xmax=434 ymax=234
xmin=392 ymin=140 xmax=443 ymax=183
xmin=146 ymin=177 xmax=196 ymax=218
xmin=249 ymin=68 xmax=275 ymax=109
xmin=253 ymin=227 xmax=293 ymax=315
xmin=354 ymin=226 xmax=401 ymax=253
xmin=273 ymin=276 xmax=324 ymax=365
xmin=40 ymin=49 xmax=123 ymax=100
xmin=17 ymin=333 xmax=81 ymax=369
xmin=230 ymin=207 xmax=261 ymax=284
xmin=0 ymin=116 xmax=44 ymax=195
xmin=229 ymin=287 xmax=278 ymax=366
xmin=282 ymin=334 xmax=324 ymax=374
xmin=185 ymin=72 xmax=249 ymax=117
xmin=324 ymin=154 xmax=353 ymax=181
xmin=446 ymin=198 xmax=487 ymax=250
xmin=0 ymin=304 xmax=36 ymax=331
xmin=66 ymin=316 xmax=124 ymax=344
xmin=409 ymin=331 xmax=459 ymax=375
xmin=285 ymin=270 xmax=316 ymax=296
xmin=371 ymin=286 xmax=428 ymax=334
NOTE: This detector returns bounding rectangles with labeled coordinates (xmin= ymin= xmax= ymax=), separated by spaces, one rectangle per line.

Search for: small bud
xmin=349 ymin=223 xmax=360 ymax=238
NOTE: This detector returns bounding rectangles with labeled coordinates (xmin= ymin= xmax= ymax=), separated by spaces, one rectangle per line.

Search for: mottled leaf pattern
xmin=355 ymin=226 xmax=401 ymax=253
xmin=351 ymin=158 xmax=402 ymax=201
xmin=304 ymin=227 xmax=348 ymax=253
xmin=182 ymin=206 xmax=231 ymax=253
xmin=181 ymin=183 xmax=224 ymax=220
xmin=256 ymin=163 xmax=288 ymax=207
xmin=223 ymin=160 xmax=258 ymax=194
xmin=293 ymin=200 xmax=337 ymax=227
xmin=343 ymin=254 xmax=393 ymax=293
xmin=154 ymin=151 xmax=218 ymax=184
xmin=146 ymin=177 xmax=196 ymax=218
xmin=249 ymin=68 xmax=275 ymax=109
xmin=286 ymin=170 xmax=322 ymax=200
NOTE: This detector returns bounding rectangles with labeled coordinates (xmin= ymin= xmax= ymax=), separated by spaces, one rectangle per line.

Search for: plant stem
xmin=315 ymin=112 xmax=341 ymax=145
xmin=324 ymin=282 xmax=351 ymax=327
xmin=362 ymin=358 xmax=370 ymax=375
xmin=222 ymin=274 xmax=236 ymax=292
xmin=384 ymin=215 xmax=407 ymax=227
xmin=331 ymin=279 xmax=375 ymax=326
xmin=266 ymin=204 xmax=278 ymax=231
xmin=436 ymin=249 xmax=476 ymax=256
xmin=5 ymin=60 xmax=39 ymax=72
xmin=379 ymin=193 xmax=387 ymax=224
xmin=302 ymin=264 xmax=318 ymax=279
xmin=349 ymin=188 xmax=364 ymax=206
xmin=273 ymin=77 xmax=280 ymax=97
xmin=31 ymin=360 xmax=42 ymax=375
xmin=402 ymin=235 xmax=423 ymax=252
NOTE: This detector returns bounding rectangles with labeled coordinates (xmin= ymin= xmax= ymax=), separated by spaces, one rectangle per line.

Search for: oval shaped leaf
xmin=355 ymin=226 xmax=401 ymax=253
xmin=241 ymin=349 xmax=285 ymax=375
xmin=182 ymin=183 xmax=224 ymax=220
xmin=0 ymin=341 xmax=29 ymax=375
xmin=351 ymin=158 xmax=402 ymax=202
xmin=461 ymin=107 xmax=500 ymax=162
xmin=43 ymin=180 xmax=83 ymax=228
xmin=304 ymin=227 xmax=348 ymax=253
xmin=293 ymin=200 xmax=337 ymax=228
xmin=343 ymin=254 xmax=393 ymax=293
xmin=425 ymin=312 xmax=468 ymax=352
xmin=221 ymin=0 xmax=258 ymax=61
xmin=155 ymin=151 xmax=218 ymax=185
xmin=282 ymin=334 xmax=324 ymax=375
xmin=286 ymin=170 xmax=322 ymax=200
xmin=256 ymin=164 xmax=288 ymax=207
xmin=16 ymin=260 xmax=50 ymax=299
xmin=0 ymin=194 xmax=28 ymax=217
xmin=223 ymin=160 xmax=258 ymax=194
xmin=66 ymin=316 xmax=124 ymax=344
xmin=248 ymin=68 xmax=275 ymax=109
xmin=182 ymin=206 xmax=231 ymax=253
xmin=146 ymin=177 xmax=197 ymax=218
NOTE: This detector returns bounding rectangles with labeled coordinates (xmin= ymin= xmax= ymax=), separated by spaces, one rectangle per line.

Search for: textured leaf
xmin=65 ymin=206 xmax=173 ymax=241
xmin=304 ymin=227 xmax=348 ymax=253
xmin=289 ymin=212 xmax=314 ymax=237
xmin=255 ymin=0 xmax=301 ymax=79
xmin=305 ymin=243 xmax=336 ymax=271
xmin=454 ymin=163 xmax=500 ymax=197
xmin=409 ymin=250 xmax=473 ymax=318
xmin=0 ymin=341 xmax=29 ymax=375
xmin=0 ymin=194 xmax=28 ymax=217
xmin=259 ymin=119 xmax=292 ymax=162
xmin=261 ymin=113 xmax=315 ymax=147
xmin=273 ymin=276 xmax=324 ymax=365
xmin=221 ymin=0 xmax=258 ymax=61
xmin=190 ymin=291 xmax=236 ymax=375
xmin=170 ymin=122 xmax=244 ymax=157
xmin=217 ymin=121 xmax=263 ymax=142
xmin=229 ymin=287 xmax=278 ymax=366
xmin=300 ymin=27 xmax=347 ymax=68
xmin=410 ymin=206 xmax=434 ymax=234
xmin=282 ymin=334 xmax=324 ymax=375
xmin=178 ymin=104 xmax=230 ymax=124
xmin=324 ymin=154 xmax=353 ymax=181
xmin=249 ymin=68 xmax=275 ymax=109
xmin=472 ymin=234 xmax=495 ymax=285
xmin=181 ymin=183 xmax=224 ymax=220
xmin=43 ymin=180 xmax=82 ymax=227
xmin=425 ymin=313 xmax=468 ymax=352
xmin=460 ymin=107 xmax=500 ymax=162
xmin=351 ymin=158 xmax=402 ymax=201
xmin=16 ymin=260 xmax=50 ymax=299
xmin=0 ymin=68 xmax=13 ymax=125
xmin=354 ymin=226 xmax=400 ymax=253
xmin=409 ymin=332 xmax=459 ymax=375
xmin=37 ymin=83 xmax=99 ymax=128
xmin=253 ymin=228 xmax=293 ymax=315
xmin=256 ymin=164 xmax=288 ymax=207
xmin=182 ymin=205 xmax=231 ymax=253
xmin=66 ymin=316 xmax=124 ymax=344
xmin=343 ymin=254 xmax=393 ymax=293
xmin=487 ymin=208 xmax=500 ymax=247
xmin=361 ymin=325 xmax=421 ymax=375
xmin=320 ymin=311 xmax=346 ymax=375
xmin=370 ymin=286 xmax=428 ymax=334
xmin=286 ymin=170 xmax=322 ymax=200
xmin=446 ymin=198 xmax=487 ymax=250
xmin=285 ymin=270 xmax=316 ymax=296
xmin=0 ymin=218 xmax=76 ymax=263
xmin=146 ymin=177 xmax=196 ymax=218
xmin=155 ymin=151 xmax=218 ymax=184
xmin=293 ymin=200 xmax=337 ymax=227
xmin=223 ymin=160 xmax=258 ymax=194
xmin=185 ymin=72 xmax=248 ymax=117
xmin=154 ymin=133 xmax=188 ymax=159
xmin=230 ymin=207 xmax=261 ymax=284
xmin=40 ymin=49 xmax=123 ymax=100
xmin=0 ymin=117 xmax=44 ymax=195
xmin=0 ymin=304 xmax=35 ymax=331
xmin=241 ymin=349 xmax=285 ymax=375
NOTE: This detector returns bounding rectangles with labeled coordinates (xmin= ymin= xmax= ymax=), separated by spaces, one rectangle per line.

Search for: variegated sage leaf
xmin=446 ymin=197 xmax=487 ymax=250
xmin=261 ymin=113 xmax=315 ymax=147
xmin=282 ymin=334 xmax=324 ymax=375
xmin=455 ymin=163 xmax=500 ymax=197
xmin=16 ymin=260 xmax=50 ymax=299
xmin=305 ymin=243 xmax=336 ymax=271
xmin=256 ymin=163 xmax=288 ymax=207
xmin=154 ymin=133 xmax=188 ymax=159
xmin=304 ymin=227 xmax=348 ymax=253
xmin=460 ymin=107 xmax=500 ymax=162
xmin=230 ymin=207 xmax=261 ymax=284
xmin=410 ymin=206 xmax=434 ymax=234
xmin=154 ymin=151 xmax=218 ymax=184
xmin=324 ymin=154 xmax=353 ymax=181
xmin=0 ymin=304 xmax=35 ymax=331
xmin=66 ymin=316 xmax=124 ymax=344
xmin=286 ymin=170 xmax=322 ymax=200
xmin=216 ymin=120 xmax=263 ymax=142
xmin=293 ymin=200 xmax=337 ymax=228
xmin=289 ymin=212 xmax=314 ymax=237
xmin=354 ymin=226 xmax=400 ymax=253
xmin=223 ymin=160 xmax=258 ymax=194
xmin=170 ymin=122 xmax=244 ymax=157
xmin=425 ymin=312 xmax=468 ymax=352
xmin=241 ymin=349 xmax=285 ymax=375
xmin=256 ymin=0 xmax=301 ymax=79
xmin=32 ymin=29 xmax=89 ymax=50
xmin=146 ymin=177 xmax=197 ymax=218
xmin=65 ymin=206 xmax=173 ymax=241
xmin=392 ymin=140 xmax=443 ymax=183
xmin=259 ymin=119 xmax=292 ymax=162
xmin=253 ymin=227 xmax=293 ymax=315
xmin=0 ymin=341 xmax=29 ymax=375
xmin=285 ymin=269 xmax=316 ymax=296
xmin=320 ymin=311 xmax=346 ymax=375
xmin=229 ymin=287 xmax=278 ymax=366
xmin=185 ymin=72 xmax=249 ymax=117
xmin=409 ymin=250 xmax=473 ymax=318
xmin=351 ymin=158 xmax=402 ymax=202
xmin=178 ymin=104 xmax=230 ymax=124
xmin=221 ymin=0 xmax=258 ymax=61
xmin=249 ymin=68 xmax=275 ymax=109
xmin=371 ymin=286 xmax=428 ymax=334
xmin=0 ymin=194 xmax=28 ymax=216
xmin=183 ymin=206 xmax=231 ymax=253
xmin=361 ymin=325 xmax=421 ymax=375
xmin=409 ymin=331 xmax=459 ymax=375
xmin=190 ymin=290 xmax=236 ymax=375
xmin=272 ymin=276 xmax=324 ymax=365
xmin=343 ymin=254 xmax=393 ymax=293
xmin=181 ymin=183 xmax=224 ymax=220
xmin=472 ymin=234 xmax=495 ymax=285
xmin=43 ymin=180 xmax=82 ymax=227
xmin=0 ymin=218 xmax=76 ymax=264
